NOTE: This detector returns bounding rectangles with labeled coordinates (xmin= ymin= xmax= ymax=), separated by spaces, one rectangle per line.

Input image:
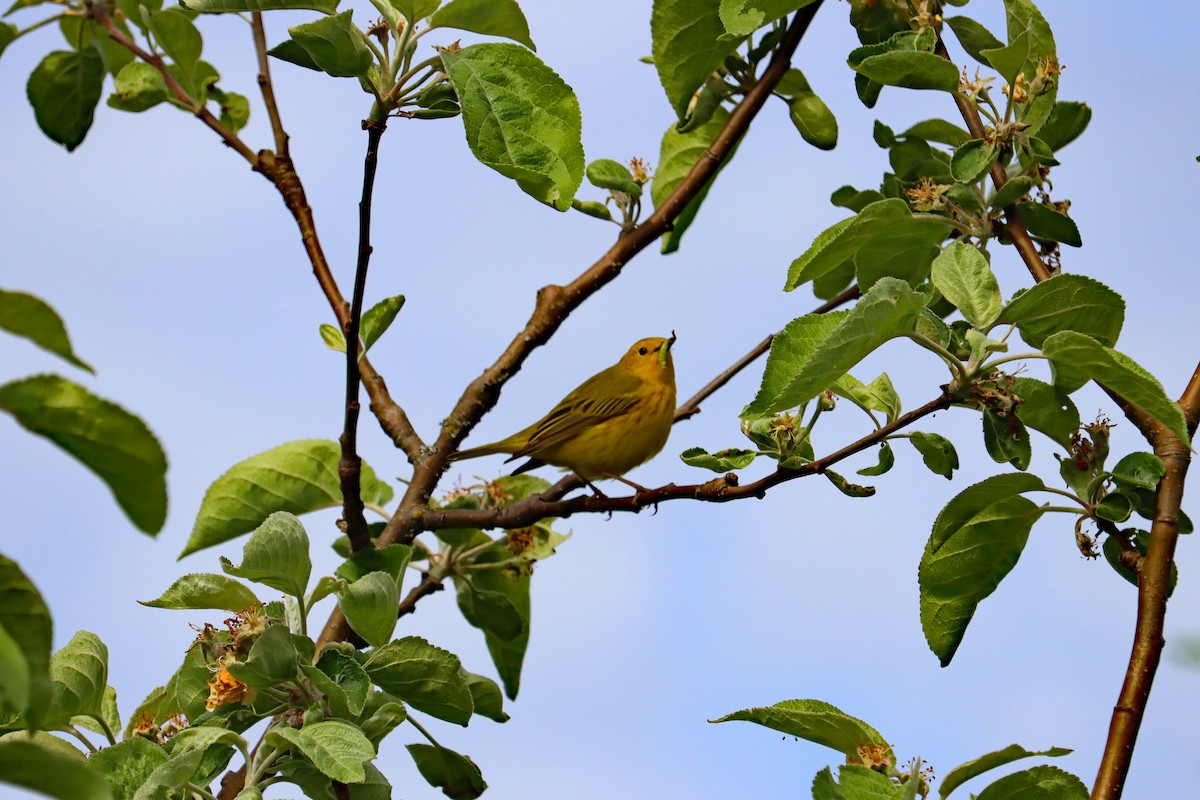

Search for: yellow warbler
xmin=451 ymin=335 xmax=677 ymax=486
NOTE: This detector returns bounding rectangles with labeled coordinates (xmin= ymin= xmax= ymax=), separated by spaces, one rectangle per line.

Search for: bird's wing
xmin=509 ymin=367 xmax=642 ymax=458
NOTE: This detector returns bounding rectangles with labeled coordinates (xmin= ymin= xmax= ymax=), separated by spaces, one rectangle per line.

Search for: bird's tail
xmin=449 ymin=442 xmax=510 ymax=462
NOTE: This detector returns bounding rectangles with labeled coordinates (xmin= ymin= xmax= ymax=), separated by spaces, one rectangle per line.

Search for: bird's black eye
xmin=638 ymin=347 xmax=648 ymax=355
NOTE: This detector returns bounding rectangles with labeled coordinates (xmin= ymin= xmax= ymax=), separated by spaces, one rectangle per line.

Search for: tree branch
xmin=251 ymin=12 xmax=288 ymax=157
xmin=339 ymin=121 xmax=387 ymax=554
xmin=1091 ymin=367 xmax=1200 ymax=800
xmin=315 ymin=2 xmax=826 ymax=649
xmin=421 ymin=392 xmax=953 ymax=532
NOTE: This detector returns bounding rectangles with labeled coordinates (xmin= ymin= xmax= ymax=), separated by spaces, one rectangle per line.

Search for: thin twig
xmin=339 ymin=122 xmax=388 ymax=554
xmin=314 ymin=2 xmax=827 ymax=650
xmin=675 ymin=285 xmax=861 ymax=421
xmin=87 ymin=1 xmax=258 ymax=165
xmin=251 ymin=12 xmax=288 ymax=156
xmin=421 ymin=392 xmax=953 ymax=531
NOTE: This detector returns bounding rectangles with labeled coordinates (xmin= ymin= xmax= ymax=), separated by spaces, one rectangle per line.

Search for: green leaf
xmin=1042 ymin=331 xmax=1190 ymax=445
xmin=337 ymin=571 xmax=400 ymax=648
xmin=219 ymin=511 xmax=311 ymax=600
xmin=854 ymin=49 xmax=959 ymax=92
xmin=429 ymin=0 xmax=534 ymax=50
xmin=212 ymin=87 xmax=250 ymax=133
xmin=406 ymin=744 xmax=486 ymax=800
xmin=180 ymin=0 xmax=338 ymax=12
xmin=130 ymin=745 xmax=206 ymax=800
xmin=0 ymin=289 xmax=92 ymax=372
xmin=999 ymin=274 xmax=1123 ymax=349
xmin=975 ymin=764 xmax=1087 ymax=800
xmin=787 ymin=91 xmax=838 ymax=150
xmin=336 ymin=543 xmax=412 ymax=585
xmin=982 ymin=410 xmax=1031 ymax=470
xmin=460 ymin=543 xmax=530 ymax=699
xmin=227 ymin=624 xmax=298 ymax=689
xmin=1000 ymin=0 xmax=1058 ymax=134
xmin=901 ymin=118 xmax=970 ymax=146
xmin=358 ymin=690 xmax=407 ymax=746
xmin=360 ymin=294 xmax=405 ymax=352
xmin=375 ymin=0 xmax=439 ymax=27
xmin=679 ymin=447 xmax=757 ymax=472
xmin=0 ymin=622 xmax=30 ymax=718
xmin=1037 ymin=101 xmax=1091 ymax=151
xmin=307 ymin=650 xmax=370 ymax=718
xmin=1012 ymin=377 xmax=1078 ymax=447
xmin=363 ymin=637 xmax=473 ymax=725
xmin=950 ymin=138 xmax=998 ymax=184
xmin=1016 ymin=201 xmax=1081 ymax=246
xmin=711 ymin=699 xmax=888 ymax=761
xmin=0 ymin=560 xmax=51 ymax=728
xmin=651 ymin=0 xmax=743 ymax=120
xmin=442 ymin=43 xmax=583 ymax=211
xmin=148 ymin=10 xmax=200 ymax=79
xmin=990 ymin=175 xmax=1035 ymax=210
xmin=266 ymin=720 xmax=375 ymax=784
xmin=930 ymin=241 xmax=1003 ymax=329
xmin=920 ymin=474 xmax=1046 ymax=666
xmin=0 ymin=739 xmax=111 ymax=800
xmin=825 ymin=469 xmax=875 ymax=498
xmin=319 ymin=322 xmax=346 ymax=352
xmin=1111 ymin=452 xmax=1166 ymax=492
xmin=718 ymin=0 xmax=816 ymax=37
xmin=944 ymin=15 xmax=1003 ymax=66
xmin=0 ymin=23 xmax=16 ymax=61
xmin=71 ymin=683 xmax=118 ymax=739
xmin=650 ymin=105 xmax=736 ymax=254
xmin=267 ymin=38 xmax=321 ymax=71
xmin=853 ymin=217 xmax=950 ymax=291
xmin=140 ymin=573 xmax=260 ymax=611
xmin=288 ymin=10 xmax=372 ymax=79
xmin=106 ymin=61 xmax=170 ymax=113
xmin=866 ymin=372 xmax=902 ymax=423
xmin=743 ymin=279 xmax=925 ymax=417
xmin=830 ymin=185 xmax=884 ymax=213
xmin=87 ymin=738 xmax=167 ymax=800
xmin=462 ymin=670 xmax=508 ymax=723
xmin=856 ymin=441 xmax=894 ymax=476
xmin=26 ymin=47 xmax=105 ymax=150
xmin=456 ymin=575 xmax=524 ymax=641
xmin=1094 ymin=492 xmax=1133 ymax=523
xmin=979 ymin=22 xmax=1030 ymax=85
xmin=743 ymin=312 xmax=846 ymax=418
xmin=939 ymin=744 xmax=1072 ymax=800
xmin=0 ymin=375 xmax=167 ymax=534
xmin=183 ymin=439 xmax=392 ymax=557
xmin=571 ymin=199 xmax=613 ymax=221
xmin=586 ymin=159 xmax=641 ymax=198
xmin=49 ymin=631 xmax=107 ymax=723
xmin=785 ymin=198 xmax=911 ymax=290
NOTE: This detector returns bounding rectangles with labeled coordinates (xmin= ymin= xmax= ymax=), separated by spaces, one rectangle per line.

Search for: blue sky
xmin=2 ymin=1 xmax=1199 ymax=798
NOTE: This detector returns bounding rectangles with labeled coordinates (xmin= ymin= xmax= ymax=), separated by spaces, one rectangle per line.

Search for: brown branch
xmin=251 ymin=12 xmax=288 ymax=156
xmin=87 ymin=1 xmax=258 ymax=165
xmin=675 ymin=285 xmax=861 ymax=421
xmin=315 ymin=3 xmax=827 ymax=650
xmin=421 ymin=392 xmax=953 ymax=532
xmin=1091 ymin=367 xmax=1200 ymax=800
xmin=339 ymin=121 xmax=388 ymax=554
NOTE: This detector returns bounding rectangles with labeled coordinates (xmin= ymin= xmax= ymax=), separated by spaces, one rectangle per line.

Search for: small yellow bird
xmin=451 ymin=335 xmax=677 ymax=489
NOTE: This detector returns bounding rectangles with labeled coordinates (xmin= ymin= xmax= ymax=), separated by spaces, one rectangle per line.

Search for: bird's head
xmin=620 ymin=333 xmax=676 ymax=383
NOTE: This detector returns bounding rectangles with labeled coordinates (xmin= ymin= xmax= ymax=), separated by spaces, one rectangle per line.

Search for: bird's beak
xmin=667 ymin=330 xmax=676 ymax=350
